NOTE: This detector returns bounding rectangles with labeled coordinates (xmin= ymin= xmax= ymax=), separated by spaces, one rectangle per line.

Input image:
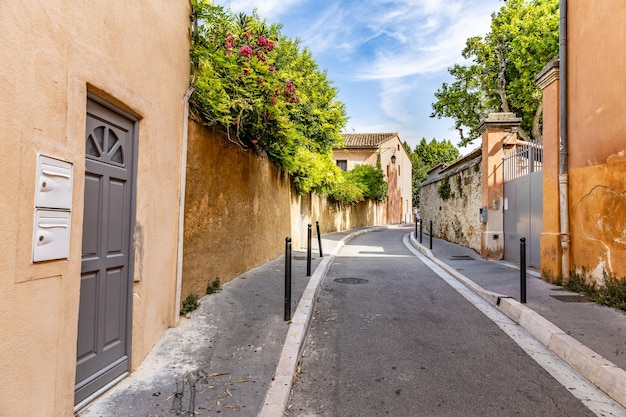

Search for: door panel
xmin=75 ymin=99 xmax=135 ymax=405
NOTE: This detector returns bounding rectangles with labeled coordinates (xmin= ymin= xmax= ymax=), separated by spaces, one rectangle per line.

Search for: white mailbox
xmin=33 ymin=209 xmax=71 ymax=262
xmin=36 ymin=155 xmax=73 ymax=210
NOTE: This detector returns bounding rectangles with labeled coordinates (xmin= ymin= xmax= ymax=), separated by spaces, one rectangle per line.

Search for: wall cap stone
xmin=536 ymin=56 xmax=560 ymax=90
xmin=478 ymin=112 xmax=522 ymax=134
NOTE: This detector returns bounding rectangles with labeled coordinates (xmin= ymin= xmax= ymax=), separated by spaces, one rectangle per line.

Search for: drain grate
xmin=449 ymin=255 xmax=474 ymax=260
xmin=550 ymin=294 xmax=593 ymax=303
xmin=334 ymin=277 xmax=369 ymax=285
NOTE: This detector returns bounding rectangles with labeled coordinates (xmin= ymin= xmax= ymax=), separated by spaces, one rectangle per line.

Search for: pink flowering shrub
xmin=190 ymin=3 xmax=347 ymax=196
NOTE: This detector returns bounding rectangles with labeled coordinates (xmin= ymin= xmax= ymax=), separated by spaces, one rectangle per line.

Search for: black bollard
xmin=306 ymin=224 xmax=312 ymax=277
xmin=520 ymin=238 xmax=527 ymax=304
xmin=316 ymin=221 xmax=323 ymax=257
xmin=419 ymin=220 xmax=423 ymax=244
xmin=429 ymin=220 xmax=433 ymax=250
xmin=415 ymin=219 xmax=418 ymax=240
xmin=284 ymin=237 xmax=292 ymax=321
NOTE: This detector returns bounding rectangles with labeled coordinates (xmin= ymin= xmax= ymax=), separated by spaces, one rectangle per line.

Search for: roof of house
xmin=340 ymin=132 xmax=399 ymax=148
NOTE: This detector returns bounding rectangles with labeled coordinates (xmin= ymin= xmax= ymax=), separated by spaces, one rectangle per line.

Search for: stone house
xmin=537 ymin=2 xmax=626 ymax=285
xmin=334 ymin=133 xmax=413 ymax=224
xmin=0 ymin=2 xmax=191 ymax=415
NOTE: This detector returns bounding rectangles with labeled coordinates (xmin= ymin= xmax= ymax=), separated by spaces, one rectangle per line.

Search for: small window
xmin=336 ymin=160 xmax=347 ymax=171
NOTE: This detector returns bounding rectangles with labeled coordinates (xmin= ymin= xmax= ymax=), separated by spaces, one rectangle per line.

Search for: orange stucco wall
xmin=0 ymin=2 xmax=190 ymax=416
xmin=537 ymin=64 xmax=561 ymax=281
xmin=566 ymin=2 xmax=626 ymax=283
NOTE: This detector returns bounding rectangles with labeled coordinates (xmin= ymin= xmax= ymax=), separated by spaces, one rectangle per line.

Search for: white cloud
xmin=379 ymin=78 xmax=418 ymax=124
xmin=348 ymin=0 xmax=496 ymax=80
xmin=215 ymin=0 xmax=306 ymax=18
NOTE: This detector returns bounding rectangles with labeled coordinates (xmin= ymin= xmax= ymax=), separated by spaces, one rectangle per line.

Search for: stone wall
xmin=182 ymin=122 xmax=382 ymax=300
xmin=419 ymin=153 xmax=483 ymax=252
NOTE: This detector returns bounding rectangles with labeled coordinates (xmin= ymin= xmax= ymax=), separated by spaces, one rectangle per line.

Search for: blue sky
xmin=214 ymin=0 xmax=505 ymax=151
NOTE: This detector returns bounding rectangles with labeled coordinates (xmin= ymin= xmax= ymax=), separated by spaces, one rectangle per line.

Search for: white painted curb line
xmin=258 ymin=227 xmax=384 ymax=417
xmin=409 ymin=233 xmax=626 ymax=410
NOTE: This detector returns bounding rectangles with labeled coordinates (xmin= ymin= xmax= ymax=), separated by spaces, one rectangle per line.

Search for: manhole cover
xmin=550 ymin=294 xmax=593 ymax=303
xmin=293 ymin=256 xmax=308 ymax=260
xmin=334 ymin=277 xmax=369 ymax=285
xmin=449 ymin=255 xmax=474 ymax=260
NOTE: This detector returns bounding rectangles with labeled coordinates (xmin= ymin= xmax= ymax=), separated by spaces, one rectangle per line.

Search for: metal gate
xmin=503 ymin=142 xmax=543 ymax=268
xmin=75 ymin=99 xmax=136 ymax=406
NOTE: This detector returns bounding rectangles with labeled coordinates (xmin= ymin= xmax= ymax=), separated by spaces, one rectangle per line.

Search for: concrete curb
xmin=408 ymin=233 xmax=626 ymax=409
xmin=258 ymin=227 xmax=384 ymax=417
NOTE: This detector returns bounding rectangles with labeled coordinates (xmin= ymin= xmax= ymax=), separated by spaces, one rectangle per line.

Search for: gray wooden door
xmin=75 ymin=99 xmax=135 ymax=405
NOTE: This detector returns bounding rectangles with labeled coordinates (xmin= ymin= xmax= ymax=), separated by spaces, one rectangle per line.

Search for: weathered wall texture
xmin=182 ymin=123 xmax=294 ymax=300
xmin=419 ymin=154 xmax=483 ymax=253
xmin=565 ymin=3 xmax=626 ymax=283
xmin=182 ymin=123 xmax=382 ymax=300
xmin=0 ymin=1 xmax=190 ymax=416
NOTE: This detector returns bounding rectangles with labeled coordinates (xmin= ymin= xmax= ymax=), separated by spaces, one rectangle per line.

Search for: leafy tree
xmin=409 ymin=138 xmax=460 ymax=206
xmin=189 ymin=2 xmax=347 ymax=195
xmin=346 ymin=164 xmax=387 ymax=202
xmin=431 ymin=0 xmax=559 ymax=146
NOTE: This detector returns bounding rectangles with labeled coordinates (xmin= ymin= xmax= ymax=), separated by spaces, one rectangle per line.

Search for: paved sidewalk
xmin=79 ymin=225 xmax=626 ymax=416
xmin=409 ymin=231 xmax=626 ymax=410
xmin=79 ymin=227 xmax=376 ymax=417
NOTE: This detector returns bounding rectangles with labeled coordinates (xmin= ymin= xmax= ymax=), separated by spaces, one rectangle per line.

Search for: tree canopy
xmin=407 ymin=138 xmax=460 ymax=207
xmin=431 ymin=0 xmax=559 ymax=146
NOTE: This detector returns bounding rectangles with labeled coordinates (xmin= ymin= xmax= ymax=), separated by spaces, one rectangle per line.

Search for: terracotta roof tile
xmin=340 ymin=132 xmax=399 ymax=148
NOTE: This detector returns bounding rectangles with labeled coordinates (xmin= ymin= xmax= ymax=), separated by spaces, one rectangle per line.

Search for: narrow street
xmin=287 ymin=226 xmax=596 ymax=417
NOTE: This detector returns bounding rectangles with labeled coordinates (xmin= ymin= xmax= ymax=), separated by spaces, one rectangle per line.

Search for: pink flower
xmin=258 ymin=77 xmax=264 ymax=84
xmin=239 ymin=45 xmax=253 ymax=57
xmin=268 ymin=66 xmax=275 ymax=73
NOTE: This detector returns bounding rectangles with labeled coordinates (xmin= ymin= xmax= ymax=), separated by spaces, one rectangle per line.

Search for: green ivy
xmin=437 ymin=177 xmax=452 ymax=200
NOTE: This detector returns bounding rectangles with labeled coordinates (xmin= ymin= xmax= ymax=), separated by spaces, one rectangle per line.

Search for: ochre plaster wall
xmin=0 ymin=2 xmax=190 ymax=416
xmin=566 ymin=3 xmax=626 ymax=282
xmin=182 ymin=123 xmax=383 ymax=300
xmin=182 ymin=123 xmax=294 ymax=300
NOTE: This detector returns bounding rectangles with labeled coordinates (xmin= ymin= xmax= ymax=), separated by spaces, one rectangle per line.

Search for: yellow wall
xmin=0 ymin=2 xmax=190 ymax=415
xmin=182 ymin=123 xmax=294 ymax=300
xmin=182 ymin=123 xmax=384 ymax=299
xmin=566 ymin=2 xmax=626 ymax=283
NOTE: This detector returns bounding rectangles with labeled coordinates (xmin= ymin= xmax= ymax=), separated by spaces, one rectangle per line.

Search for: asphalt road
xmin=287 ymin=227 xmax=597 ymax=417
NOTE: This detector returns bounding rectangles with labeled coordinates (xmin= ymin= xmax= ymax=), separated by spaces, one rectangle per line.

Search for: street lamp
xmin=391 ymin=154 xmax=397 ymax=164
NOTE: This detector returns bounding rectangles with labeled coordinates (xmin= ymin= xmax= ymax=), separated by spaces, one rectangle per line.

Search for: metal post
xmin=520 ymin=237 xmax=527 ymax=304
xmin=419 ymin=220 xmax=423 ymax=244
xmin=284 ymin=237 xmax=292 ymax=321
xmin=306 ymin=224 xmax=312 ymax=277
xmin=429 ymin=220 xmax=433 ymax=250
xmin=316 ymin=221 xmax=323 ymax=257
xmin=415 ymin=219 xmax=418 ymax=240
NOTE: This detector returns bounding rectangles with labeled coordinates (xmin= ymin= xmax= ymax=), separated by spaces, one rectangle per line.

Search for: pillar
xmin=536 ymin=58 xmax=561 ymax=282
xmin=478 ymin=112 xmax=522 ymax=260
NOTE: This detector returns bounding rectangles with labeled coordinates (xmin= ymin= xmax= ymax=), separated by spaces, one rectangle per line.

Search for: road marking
xmin=403 ymin=234 xmax=626 ymax=417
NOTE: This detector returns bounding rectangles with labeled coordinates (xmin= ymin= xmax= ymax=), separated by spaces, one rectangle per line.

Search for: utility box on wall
xmin=479 ymin=206 xmax=488 ymax=223
xmin=33 ymin=155 xmax=73 ymax=262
